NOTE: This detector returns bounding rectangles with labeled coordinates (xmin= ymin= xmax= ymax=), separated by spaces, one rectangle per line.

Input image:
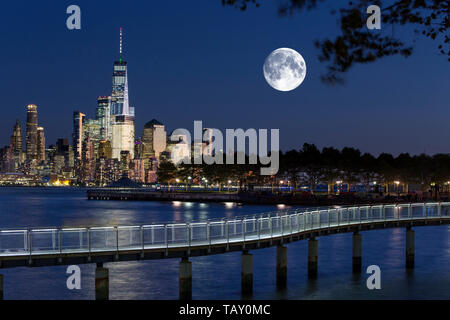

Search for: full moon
xmin=263 ymin=48 xmax=307 ymax=92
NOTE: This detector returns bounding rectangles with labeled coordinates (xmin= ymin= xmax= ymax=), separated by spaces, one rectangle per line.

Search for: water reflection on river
xmin=0 ymin=188 xmax=449 ymax=300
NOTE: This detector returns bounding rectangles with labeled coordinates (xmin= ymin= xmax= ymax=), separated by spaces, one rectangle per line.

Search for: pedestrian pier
xmin=0 ymin=202 xmax=449 ymax=299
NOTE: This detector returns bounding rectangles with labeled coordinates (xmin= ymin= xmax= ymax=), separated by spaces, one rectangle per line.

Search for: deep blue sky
xmin=0 ymin=0 xmax=448 ymax=155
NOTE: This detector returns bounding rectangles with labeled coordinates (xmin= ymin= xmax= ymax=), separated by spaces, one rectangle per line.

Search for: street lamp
xmin=447 ymin=181 xmax=450 ymax=198
xmin=430 ymin=182 xmax=436 ymax=200
xmin=279 ymin=180 xmax=284 ymax=193
xmin=186 ymin=176 xmax=192 ymax=191
xmin=336 ymin=180 xmax=342 ymax=195
xmin=394 ymin=181 xmax=400 ymax=200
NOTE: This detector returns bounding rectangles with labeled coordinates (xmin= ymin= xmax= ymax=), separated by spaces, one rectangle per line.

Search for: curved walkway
xmin=0 ymin=202 xmax=449 ymax=268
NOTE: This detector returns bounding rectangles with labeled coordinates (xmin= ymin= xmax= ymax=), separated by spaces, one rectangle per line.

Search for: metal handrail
xmin=0 ymin=202 xmax=449 ymax=257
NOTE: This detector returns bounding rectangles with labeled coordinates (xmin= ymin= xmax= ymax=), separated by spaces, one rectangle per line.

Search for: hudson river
xmin=0 ymin=188 xmax=449 ymax=299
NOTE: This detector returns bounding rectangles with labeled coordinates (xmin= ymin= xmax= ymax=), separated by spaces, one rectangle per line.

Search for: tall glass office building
xmin=26 ymin=104 xmax=38 ymax=161
xmin=111 ymin=61 xmax=131 ymax=116
xmin=96 ymin=96 xmax=111 ymax=141
xmin=72 ymin=111 xmax=86 ymax=161
xmin=110 ymin=28 xmax=135 ymax=160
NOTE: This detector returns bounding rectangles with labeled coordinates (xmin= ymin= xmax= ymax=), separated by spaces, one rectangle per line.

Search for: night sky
xmin=0 ymin=0 xmax=448 ymax=156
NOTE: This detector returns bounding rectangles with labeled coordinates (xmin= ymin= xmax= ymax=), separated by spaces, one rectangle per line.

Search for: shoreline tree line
xmin=158 ymin=143 xmax=450 ymax=194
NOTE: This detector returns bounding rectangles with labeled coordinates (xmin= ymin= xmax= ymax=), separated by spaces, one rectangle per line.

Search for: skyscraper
xmin=111 ymin=60 xmax=129 ymax=116
xmin=72 ymin=111 xmax=86 ymax=161
xmin=166 ymin=131 xmax=190 ymax=165
xmin=54 ymin=138 xmax=74 ymax=175
xmin=111 ymin=115 xmax=135 ymax=159
xmin=140 ymin=119 xmax=167 ymax=164
xmin=0 ymin=146 xmax=14 ymax=172
xmin=83 ymin=118 xmax=102 ymax=164
xmin=81 ymin=135 xmax=96 ymax=183
xmin=37 ymin=127 xmax=45 ymax=162
xmin=96 ymin=96 xmax=112 ymax=141
xmin=110 ymin=28 xmax=135 ymax=159
xmin=203 ymin=128 xmax=214 ymax=156
xmin=10 ymin=120 xmax=22 ymax=153
xmin=10 ymin=119 xmax=25 ymax=168
xmin=111 ymin=28 xmax=132 ymax=117
xmin=26 ymin=104 xmax=38 ymax=161
xmin=98 ymin=140 xmax=112 ymax=159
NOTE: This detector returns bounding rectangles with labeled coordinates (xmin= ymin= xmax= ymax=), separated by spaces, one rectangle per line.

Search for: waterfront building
xmin=10 ymin=120 xmax=25 ymax=168
xmin=37 ymin=127 xmax=45 ymax=163
xmin=54 ymin=138 xmax=74 ymax=176
xmin=95 ymin=158 xmax=121 ymax=185
xmin=81 ymin=136 xmax=96 ymax=183
xmin=66 ymin=146 xmax=74 ymax=169
xmin=84 ymin=119 xmax=101 ymax=140
xmin=110 ymin=28 xmax=134 ymax=117
xmin=83 ymin=118 xmax=102 ymax=157
xmin=129 ymin=158 xmax=145 ymax=183
xmin=140 ymin=119 xmax=167 ymax=168
xmin=120 ymin=150 xmax=131 ymax=173
xmin=146 ymin=157 xmax=158 ymax=183
xmin=111 ymin=59 xmax=131 ymax=116
xmin=134 ymin=138 xmax=142 ymax=159
xmin=166 ymin=131 xmax=190 ymax=165
xmin=47 ymin=145 xmax=59 ymax=175
xmin=110 ymin=29 xmax=135 ymax=160
xmin=0 ymin=146 xmax=14 ymax=172
xmin=56 ymin=138 xmax=70 ymax=154
xmin=10 ymin=120 xmax=22 ymax=154
xmin=96 ymin=96 xmax=112 ymax=141
xmin=72 ymin=111 xmax=86 ymax=161
xmin=0 ymin=172 xmax=41 ymax=185
xmin=36 ymin=161 xmax=50 ymax=178
xmin=25 ymin=104 xmax=38 ymax=161
xmin=203 ymin=128 xmax=213 ymax=156
xmin=193 ymin=141 xmax=204 ymax=161
xmin=111 ymin=115 xmax=135 ymax=159
xmin=53 ymin=155 xmax=65 ymax=173
xmin=47 ymin=142 xmax=72 ymax=178
xmin=98 ymin=140 xmax=112 ymax=159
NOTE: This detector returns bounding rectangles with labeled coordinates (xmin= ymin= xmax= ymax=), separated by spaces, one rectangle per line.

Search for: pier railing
xmin=0 ymin=202 xmax=449 ymax=257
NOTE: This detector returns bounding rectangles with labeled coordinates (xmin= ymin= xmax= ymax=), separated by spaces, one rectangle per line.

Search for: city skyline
xmin=1 ymin=1 xmax=449 ymax=157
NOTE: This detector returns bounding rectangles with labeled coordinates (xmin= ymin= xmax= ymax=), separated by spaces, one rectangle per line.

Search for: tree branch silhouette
xmin=222 ymin=0 xmax=449 ymax=84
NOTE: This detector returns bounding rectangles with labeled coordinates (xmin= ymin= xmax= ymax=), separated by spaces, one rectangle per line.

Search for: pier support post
xmin=241 ymin=251 xmax=253 ymax=295
xmin=406 ymin=228 xmax=415 ymax=269
xmin=179 ymin=257 xmax=192 ymax=300
xmin=276 ymin=245 xmax=287 ymax=289
xmin=308 ymin=238 xmax=318 ymax=279
xmin=0 ymin=274 xmax=3 ymax=300
xmin=352 ymin=232 xmax=362 ymax=273
xmin=95 ymin=262 xmax=109 ymax=300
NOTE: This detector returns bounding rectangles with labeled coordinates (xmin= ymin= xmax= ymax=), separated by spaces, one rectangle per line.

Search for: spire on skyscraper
xmin=111 ymin=28 xmax=130 ymax=117
xmin=119 ymin=27 xmax=123 ymax=63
